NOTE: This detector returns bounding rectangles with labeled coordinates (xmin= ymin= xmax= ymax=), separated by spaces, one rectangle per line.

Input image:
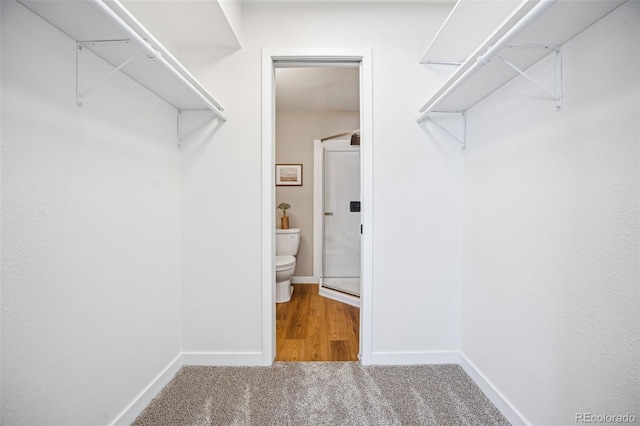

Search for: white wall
xmin=276 ymin=109 xmax=360 ymax=278
xmin=179 ymin=1 xmax=463 ymax=359
xmin=1 ymin=2 xmax=182 ymax=424
xmin=4 ymin=0 xmax=635 ymax=423
xmin=461 ymin=2 xmax=639 ymax=424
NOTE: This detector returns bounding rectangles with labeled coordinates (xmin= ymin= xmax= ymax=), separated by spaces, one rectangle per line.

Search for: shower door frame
xmin=261 ymin=49 xmax=373 ymax=366
xmin=314 ymin=139 xmax=361 ymax=307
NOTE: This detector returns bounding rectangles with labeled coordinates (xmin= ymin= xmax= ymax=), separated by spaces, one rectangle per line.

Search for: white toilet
xmin=275 ymin=228 xmax=301 ymax=303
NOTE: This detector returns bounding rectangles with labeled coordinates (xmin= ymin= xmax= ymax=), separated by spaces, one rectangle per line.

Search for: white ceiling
xmin=276 ymin=67 xmax=360 ymax=112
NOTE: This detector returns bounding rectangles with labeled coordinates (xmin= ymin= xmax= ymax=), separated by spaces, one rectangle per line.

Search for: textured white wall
xmin=276 ymin=110 xmax=360 ymax=278
xmin=5 ymin=0 xmax=634 ymax=422
xmin=1 ymin=2 xmax=182 ymax=424
xmin=461 ymin=2 xmax=639 ymax=424
xmin=179 ymin=1 xmax=463 ymax=356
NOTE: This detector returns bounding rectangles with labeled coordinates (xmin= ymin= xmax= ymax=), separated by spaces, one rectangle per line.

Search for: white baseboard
xmin=291 ymin=276 xmax=317 ymax=284
xmin=319 ymin=286 xmax=360 ymax=307
xmin=182 ymin=351 xmax=264 ymax=366
xmin=111 ymin=353 xmax=184 ymax=426
xmin=113 ymin=349 xmax=525 ymax=426
xmin=370 ymin=350 xmax=460 ymax=365
xmin=458 ymin=352 xmax=528 ymax=426
xmin=370 ymin=350 xmax=527 ymax=424
xmin=111 ymin=351 xmax=263 ymax=425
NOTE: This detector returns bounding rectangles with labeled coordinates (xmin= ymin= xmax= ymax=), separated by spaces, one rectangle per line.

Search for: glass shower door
xmin=322 ymin=146 xmax=361 ymax=296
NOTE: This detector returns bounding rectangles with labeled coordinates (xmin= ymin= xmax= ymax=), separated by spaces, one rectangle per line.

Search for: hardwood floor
xmin=276 ymin=284 xmax=360 ymax=362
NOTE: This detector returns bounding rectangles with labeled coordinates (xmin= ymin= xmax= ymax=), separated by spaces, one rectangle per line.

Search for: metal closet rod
xmin=89 ymin=0 xmax=227 ymax=121
xmin=416 ymin=0 xmax=557 ymax=123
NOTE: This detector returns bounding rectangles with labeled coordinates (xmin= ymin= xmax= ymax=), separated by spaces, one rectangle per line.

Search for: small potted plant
xmin=277 ymin=202 xmax=291 ymax=229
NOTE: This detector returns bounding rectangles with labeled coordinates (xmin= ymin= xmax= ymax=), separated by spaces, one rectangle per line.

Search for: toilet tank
xmin=276 ymin=228 xmax=301 ymax=256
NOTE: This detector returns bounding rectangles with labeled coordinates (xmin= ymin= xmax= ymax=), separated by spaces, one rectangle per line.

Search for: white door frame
xmin=314 ymin=139 xmax=361 ymax=308
xmin=261 ymin=48 xmax=373 ymax=365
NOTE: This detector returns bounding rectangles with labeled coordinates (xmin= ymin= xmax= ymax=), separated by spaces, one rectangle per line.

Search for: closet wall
xmin=5 ymin=0 xmax=634 ymax=424
xmin=1 ymin=2 xmax=182 ymax=424
xmin=179 ymin=1 xmax=464 ymax=359
xmin=461 ymin=2 xmax=639 ymax=424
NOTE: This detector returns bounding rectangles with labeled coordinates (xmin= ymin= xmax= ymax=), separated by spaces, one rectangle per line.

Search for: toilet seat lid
xmin=276 ymin=255 xmax=296 ymax=270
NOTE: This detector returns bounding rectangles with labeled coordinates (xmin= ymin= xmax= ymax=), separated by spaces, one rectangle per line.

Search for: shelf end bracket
xmin=425 ymin=111 xmax=466 ymax=150
xmin=177 ymin=110 xmax=218 ymax=146
xmin=496 ymin=46 xmax=563 ymax=111
xmin=76 ymin=40 xmax=141 ymax=108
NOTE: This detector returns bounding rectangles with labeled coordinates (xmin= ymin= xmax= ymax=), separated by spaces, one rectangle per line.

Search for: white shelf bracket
xmin=177 ymin=110 xmax=218 ymax=146
xmin=76 ymin=40 xmax=142 ymax=108
xmin=496 ymin=46 xmax=563 ymax=111
xmin=426 ymin=111 xmax=467 ymax=150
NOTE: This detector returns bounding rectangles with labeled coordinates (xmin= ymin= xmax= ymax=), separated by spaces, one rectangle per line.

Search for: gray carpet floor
xmin=133 ymin=362 xmax=510 ymax=425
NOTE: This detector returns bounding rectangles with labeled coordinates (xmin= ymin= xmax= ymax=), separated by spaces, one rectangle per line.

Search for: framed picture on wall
xmin=275 ymin=164 xmax=303 ymax=186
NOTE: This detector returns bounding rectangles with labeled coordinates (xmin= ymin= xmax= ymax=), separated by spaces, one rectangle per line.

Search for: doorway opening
xmin=275 ymin=66 xmax=360 ymax=361
xmin=261 ymin=50 xmax=373 ymax=365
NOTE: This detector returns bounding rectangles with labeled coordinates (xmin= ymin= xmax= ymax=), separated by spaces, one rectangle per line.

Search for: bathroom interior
xmin=274 ymin=66 xmax=362 ymax=361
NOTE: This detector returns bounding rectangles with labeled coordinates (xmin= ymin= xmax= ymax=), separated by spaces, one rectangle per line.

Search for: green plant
xmin=277 ymin=202 xmax=291 ymax=216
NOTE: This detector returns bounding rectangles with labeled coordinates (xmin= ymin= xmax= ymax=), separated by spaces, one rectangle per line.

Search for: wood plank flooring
xmin=276 ymin=284 xmax=359 ymax=362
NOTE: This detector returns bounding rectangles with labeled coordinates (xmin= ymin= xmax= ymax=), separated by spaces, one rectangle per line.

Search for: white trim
xmin=458 ymin=352 xmax=529 ymax=426
xmin=319 ymin=286 xmax=360 ymax=308
xmin=370 ymin=350 xmax=461 ymax=365
xmin=261 ymin=50 xmax=276 ymax=366
xmin=291 ymin=276 xmax=317 ymax=284
xmin=369 ymin=350 xmax=527 ymax=424
xmin=262 ymin=48 xmax=374 ymax=366
xmin=111 ymin=353 xmax=183 ymax=426
xmin=359 ymin=49 xmax=374 ymax=366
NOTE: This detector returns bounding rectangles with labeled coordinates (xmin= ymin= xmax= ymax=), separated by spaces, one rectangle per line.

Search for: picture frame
xmin=275 ymin=164 xmax=303 ymax=186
